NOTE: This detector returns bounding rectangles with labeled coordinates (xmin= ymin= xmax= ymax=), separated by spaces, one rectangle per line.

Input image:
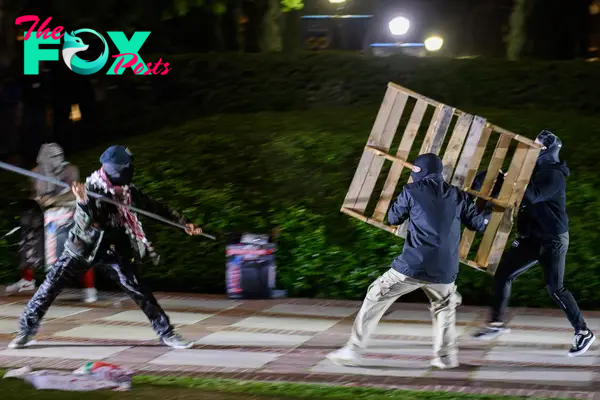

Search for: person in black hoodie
xmin=327 ymin=153 xmax=489 ymax=369
xmin=473 ymin=130 xmax=594 ymax=357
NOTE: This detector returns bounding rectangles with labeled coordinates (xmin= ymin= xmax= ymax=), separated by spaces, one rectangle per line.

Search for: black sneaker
xmin=472 ymin=323 xmax=510 ymax=341
xmin=568 ymin=329 xmax=595 ymax=357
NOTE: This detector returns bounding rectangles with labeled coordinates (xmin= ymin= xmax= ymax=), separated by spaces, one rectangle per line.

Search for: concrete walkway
xmin=0 ymin=287 xmax=599 ymax=399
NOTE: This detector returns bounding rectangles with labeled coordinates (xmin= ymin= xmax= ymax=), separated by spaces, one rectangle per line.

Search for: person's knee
xmin=548 ymin=286 xmax=569 ymax=303
xmin=430 ymin=290 xmax=461 ymax=314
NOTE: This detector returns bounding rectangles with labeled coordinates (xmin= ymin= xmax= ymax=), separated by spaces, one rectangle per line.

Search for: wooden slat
xmin=475 ymin=141 xmax=532 ymax=266
xmin=450 ymin=116 xmax=487 ymax=188
xmin=342 ymin=88 xmax=409 ymax=213
xmin=458 ymin=133 xmax=512 ymax=259
xmin=372 ymin=99 xmax=428 ymax=222
xmin=387 ymin=82 xmax=470 ymax=118
xmin=485 ymin=146 xmax=540 ymax=274
xmin=441 ymin=113 xmax=474 ymax=182
xmin=396 ymin=104 xmax=454 ymax=238
xmin=490 ymin=124 xmax=543 ymax=148
xmin=364 ymin=146 xmax=415 ymax=169
xmin=456 ymin=124 xmax=493 ymax=259
xmin=480 ymin=134 xmax=512 ymax=196
xmin=462 ymin=189 xmax=510 ymax=209
xmin=460 ymin=258 xmax=488 ymax=272
xmin=341 ymin=207 xmax=397 ymax=234
xmin=421 ymin=104 xmax=455 ymax=155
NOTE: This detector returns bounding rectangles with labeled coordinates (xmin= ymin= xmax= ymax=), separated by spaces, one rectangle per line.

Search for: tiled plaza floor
xmin=0 ymin=286 xmax=599 ymax=399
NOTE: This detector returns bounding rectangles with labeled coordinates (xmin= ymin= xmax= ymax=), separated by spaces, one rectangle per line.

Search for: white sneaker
xmin=5 ymin=279 xmax=36 ymax=295
xmin=83 ymin=288 xmax=98 ymax=303
xmin=8 ymin=333 xmax=35 ymax=349
xmin=326 ymin=346 xmax=362 ymax=367
xmin=431 ymin=356 xmax=459 ymax=369
xmin=161 ymin=332 xmax=194 ymax=349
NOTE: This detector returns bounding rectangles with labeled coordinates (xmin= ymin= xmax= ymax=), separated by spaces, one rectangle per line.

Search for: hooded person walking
xmin=327 ymin=153 xmax=489 ymax=369
xmin=473 ymin=130 xmax=594 ymax=357
xmin=6 ymin=143 xmax=97 ymax=302
xmin=9 ymin=145 xmax=203 ymax=350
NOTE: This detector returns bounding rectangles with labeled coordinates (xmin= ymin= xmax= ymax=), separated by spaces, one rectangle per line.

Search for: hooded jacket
xmin=33 ymin=143 xmax=79 ymax=209
xmin=388 ymin=153 xmax=489 ymax=284
xmin=517 ymin=130 xmax=569 ymax=237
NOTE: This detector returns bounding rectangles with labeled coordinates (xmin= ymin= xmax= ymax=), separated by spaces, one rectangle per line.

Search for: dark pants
xmin=491 ymin=233 xmax=586 ymax=331
xmin=19 ymin=248 xmax=174 ymax=337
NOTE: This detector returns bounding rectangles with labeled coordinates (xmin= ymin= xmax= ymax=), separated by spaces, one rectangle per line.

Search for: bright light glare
xmin=329 ymin=0 xmax=346 ymax=3
xmin=388 ymin=17 xmax=410 ymax=35
xmin=424 ymin=36 xmax=443 ymax=51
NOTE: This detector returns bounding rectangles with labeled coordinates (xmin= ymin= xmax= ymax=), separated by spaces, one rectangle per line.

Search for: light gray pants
xmin=347 ymin=268 xmax=462 ymax=359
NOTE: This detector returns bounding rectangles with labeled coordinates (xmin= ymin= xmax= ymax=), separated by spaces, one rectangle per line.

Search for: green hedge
xmin=2 ymin=106 xmax=599 ymax=309
xmin=99 ymin=53 xmax=600 ymax=139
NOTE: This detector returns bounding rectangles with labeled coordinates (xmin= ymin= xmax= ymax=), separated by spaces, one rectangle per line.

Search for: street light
xmin=424 ymin=36 xmax=443 ymax=51
xmin=388 ymin=16 xmax=410 ymax=35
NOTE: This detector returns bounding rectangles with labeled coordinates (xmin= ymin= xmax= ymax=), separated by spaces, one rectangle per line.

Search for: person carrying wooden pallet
xmin=473 ymin=130 xmax=595 ymax=357
xmin=328 ymin=153 xmax=489 ymax=369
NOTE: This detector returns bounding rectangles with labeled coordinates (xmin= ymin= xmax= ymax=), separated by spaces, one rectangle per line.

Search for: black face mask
xmin=104 ymin=164 xmax=134 ymax=186
xmin=410 ymin=153 xmax=443 ymax=182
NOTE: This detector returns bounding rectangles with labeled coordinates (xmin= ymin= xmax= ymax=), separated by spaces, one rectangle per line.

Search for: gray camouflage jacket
xmin=64 ymin=184 xmax=189 ymax=264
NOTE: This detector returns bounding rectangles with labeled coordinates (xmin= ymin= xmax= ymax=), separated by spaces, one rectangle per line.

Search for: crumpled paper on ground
xmin=3 ymin=362 xmax=133 ymax=391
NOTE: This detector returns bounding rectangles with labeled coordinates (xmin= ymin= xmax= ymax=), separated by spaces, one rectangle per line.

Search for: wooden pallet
xmin=341 ymin=82 xmax=542 ymax=275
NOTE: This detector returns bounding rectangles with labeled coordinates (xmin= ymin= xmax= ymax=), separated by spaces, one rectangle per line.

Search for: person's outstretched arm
xmin=132 ymin=186 xmax=202 ymax=235
xmin=459 ymin=191 xmax=489 ymax=233
xmin=388 ymin=189 xmax=411 ymax=226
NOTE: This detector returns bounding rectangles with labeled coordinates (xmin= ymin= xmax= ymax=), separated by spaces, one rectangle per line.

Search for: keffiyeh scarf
xmin=86 ymin=167 xmax=159 ymax=264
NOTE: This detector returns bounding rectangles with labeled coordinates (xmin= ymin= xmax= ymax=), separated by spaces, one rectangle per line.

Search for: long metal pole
xmin=0 ymin=161 xmax=216 ymax=240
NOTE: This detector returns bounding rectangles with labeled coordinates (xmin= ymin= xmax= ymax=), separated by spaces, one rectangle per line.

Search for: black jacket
xmin=387 ymin=154 xmax=488 ymax=284
xmin=517 ymin=160 xmax=569 ymax=237
xmin=66 ymin=184 xmax=189 ymax=263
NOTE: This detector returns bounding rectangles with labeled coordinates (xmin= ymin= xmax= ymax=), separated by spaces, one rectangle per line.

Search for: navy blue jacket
xmin=388 ymin=154 xmax=488 ymax=284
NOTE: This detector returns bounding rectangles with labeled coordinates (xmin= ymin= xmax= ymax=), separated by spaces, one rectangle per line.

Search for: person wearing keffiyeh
xmin=9 ymin=145 xmax=203 ymax=350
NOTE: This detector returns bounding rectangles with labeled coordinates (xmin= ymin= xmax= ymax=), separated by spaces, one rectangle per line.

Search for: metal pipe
xmin=0 ymin=161 xmax=216 ymax=240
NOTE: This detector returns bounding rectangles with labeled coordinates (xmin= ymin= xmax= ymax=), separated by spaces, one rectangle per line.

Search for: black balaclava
xmin=410 ymin=153 xmax=443 ymax=182
xmin=536 ymin=130 xmax=562 ymax=164
xmin=100 ymin=145 xmax=134 ymax=186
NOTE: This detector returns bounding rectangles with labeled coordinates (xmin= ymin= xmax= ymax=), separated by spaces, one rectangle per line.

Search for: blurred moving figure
xmin=5 ymin=143 xmax=97 ymax=303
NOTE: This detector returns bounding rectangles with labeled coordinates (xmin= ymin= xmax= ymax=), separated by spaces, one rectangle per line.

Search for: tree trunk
xmin=234 ymin=0 xmax=245 ymax=52
xmin=0 ymin=0 xmax=17 ymax=69
xmin=259 ymin=0 xmax=282 ymax=52
xmin=506 ymin=0 xmax=527 ymax=60
xmin=283 ymin=10 xmax=300 ymax=53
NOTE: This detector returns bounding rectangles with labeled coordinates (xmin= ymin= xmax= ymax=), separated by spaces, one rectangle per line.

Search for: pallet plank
xmin=475 ymin=141 xmax=532 ymax=266
xmin=456 ymin=124 xmax=493 ymax=260
xmin=396 ymin=104 xmax=455 ymax=237
xmin=451 ymin=116 xmax=487 ymax=189
xmin=442 ymin=113 xmax=474 ymax=183
xmin=372 ymin=99 xmax=428 ymax=222
xmin=458 ymin=133 xmax=512 ymax=259
xmin=485 ymin=146 xmax=540 ymax=274
xmin=342 ymin=87 xmax=409 ymax=213
xmin=421 ymin=104 xmax=455 ymax=155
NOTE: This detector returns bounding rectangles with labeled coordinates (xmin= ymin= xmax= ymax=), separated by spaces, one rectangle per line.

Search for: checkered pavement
xmin=0 ymin=287 xmax=599 ymax=399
